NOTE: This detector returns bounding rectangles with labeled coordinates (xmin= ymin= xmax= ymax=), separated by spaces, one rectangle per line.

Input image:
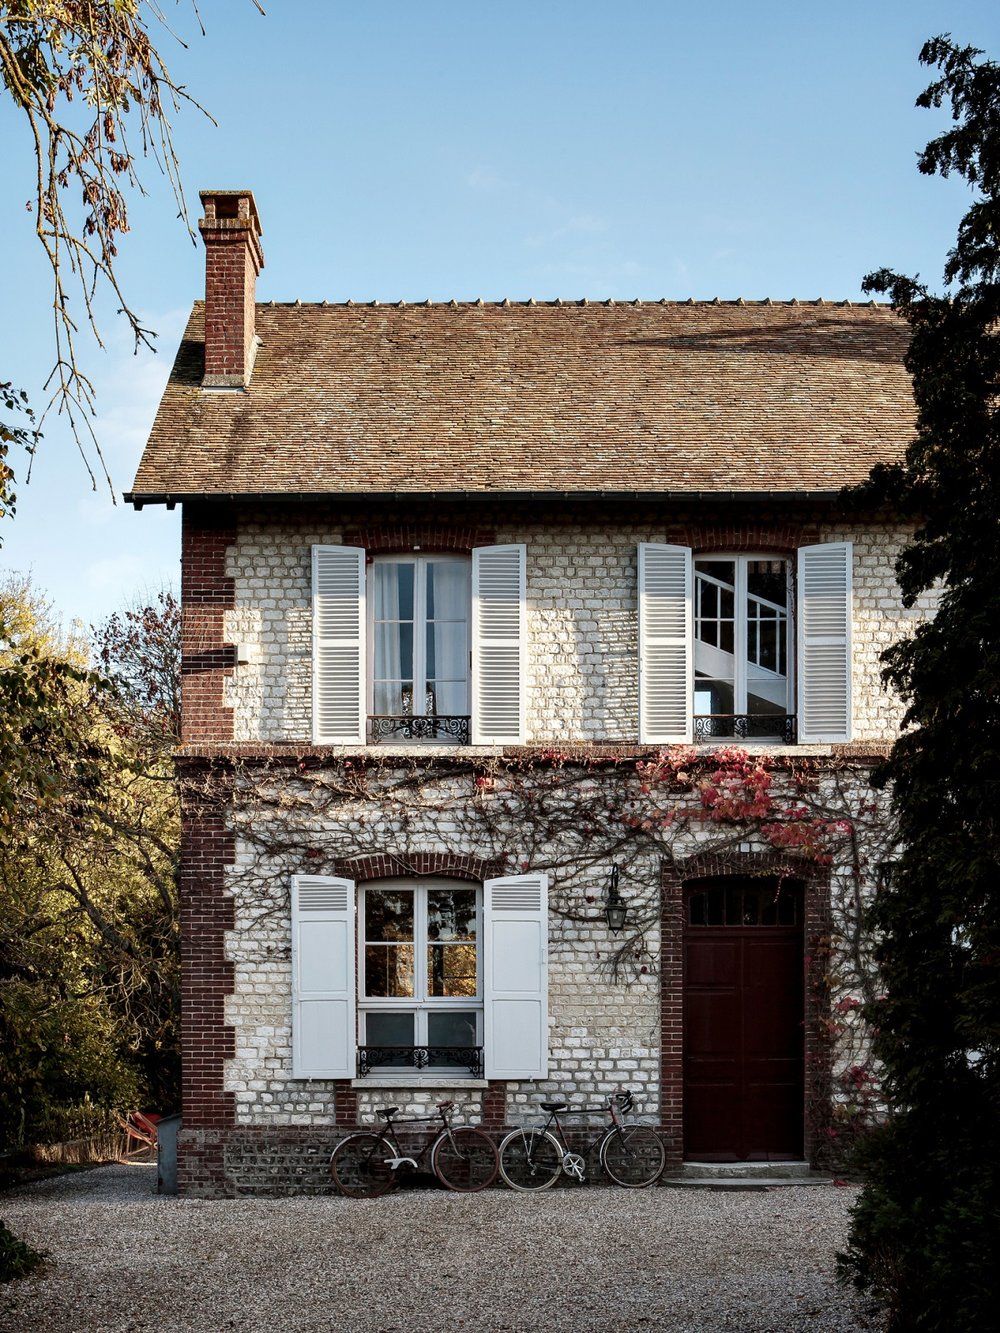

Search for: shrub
xmin=0 ymin=1219 xmax=43 ymax=1284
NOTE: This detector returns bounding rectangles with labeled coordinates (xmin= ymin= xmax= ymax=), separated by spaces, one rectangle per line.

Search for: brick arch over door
xmin=659 ymin=850 xmax=833 ymax=1167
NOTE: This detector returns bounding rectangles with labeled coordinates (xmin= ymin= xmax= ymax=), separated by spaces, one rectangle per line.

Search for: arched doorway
xmin=683 ymin=876 xmax=804 ymax=1161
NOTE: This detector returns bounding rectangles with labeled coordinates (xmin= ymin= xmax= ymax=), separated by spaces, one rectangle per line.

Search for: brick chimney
xmin=198 ymin=189 xmax=264 ymax=389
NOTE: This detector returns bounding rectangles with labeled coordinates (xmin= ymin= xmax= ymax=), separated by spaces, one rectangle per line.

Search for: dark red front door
xmin=683 ymin=878 xmax=804 ymax=1161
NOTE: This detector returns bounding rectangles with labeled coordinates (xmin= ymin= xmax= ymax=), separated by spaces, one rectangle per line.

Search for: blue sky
xmin=2 ymin=1 xmax=998 ymax=631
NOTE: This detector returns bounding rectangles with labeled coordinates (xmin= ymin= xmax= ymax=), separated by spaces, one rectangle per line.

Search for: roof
xmin=128 ymin=299 xmax=914 ymax=503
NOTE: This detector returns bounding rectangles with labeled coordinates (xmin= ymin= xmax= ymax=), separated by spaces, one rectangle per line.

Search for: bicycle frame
xmin=532 ymin=1094 xmax=633 ymax=1182
xmin=364 ymin=1105 xmax=458 ymax=1174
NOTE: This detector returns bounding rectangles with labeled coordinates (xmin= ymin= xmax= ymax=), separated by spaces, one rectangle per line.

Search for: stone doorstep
xmin=662 ymin=1159 xmax=834 ymax=1191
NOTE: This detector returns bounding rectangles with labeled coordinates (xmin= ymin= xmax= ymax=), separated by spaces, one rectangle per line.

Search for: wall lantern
xmin=605 ymin=865 xmax=629 ymax=935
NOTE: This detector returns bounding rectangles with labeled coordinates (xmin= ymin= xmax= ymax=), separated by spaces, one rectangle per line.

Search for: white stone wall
xmin=221 ymin=765 xmax=884 ymax=1131
xmin=223 ymin=510 xmax=934 ymax=747
xmin=224 ymin=836 xmax=662 ymax=1129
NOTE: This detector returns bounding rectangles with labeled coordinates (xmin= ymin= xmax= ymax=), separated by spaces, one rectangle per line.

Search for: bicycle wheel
xmin=431 ymin=1127 xmax=499 ymax=1193
xmin=599 ymin=1124 xmax=666 ymax=1188
xmin=330 ymin=1132 xmax=396 ymax=1198
xmin=498 ymin=1128 xmax=563 ymax=1192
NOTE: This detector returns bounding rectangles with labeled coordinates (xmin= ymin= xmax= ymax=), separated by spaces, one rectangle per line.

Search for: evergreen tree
xmin=839 ymin=36 xmax=1000 ymax=1330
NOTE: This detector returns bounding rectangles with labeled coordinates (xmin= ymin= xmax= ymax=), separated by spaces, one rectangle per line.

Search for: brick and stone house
xmin=130 ymin=189 xmax=924 ymax=1196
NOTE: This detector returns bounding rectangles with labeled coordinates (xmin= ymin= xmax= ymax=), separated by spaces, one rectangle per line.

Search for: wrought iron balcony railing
xmin=693 ymin=713 xmax=797 ymax=745
xmin=369 ymin=715 xmax=471 ymax=744
xmin=357 ymin=1045 xmax=484 ymax=1079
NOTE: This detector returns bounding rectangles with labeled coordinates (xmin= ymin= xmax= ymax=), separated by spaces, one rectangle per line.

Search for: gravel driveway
xmin=1 ymin=1164 xmax=874 ymax=1332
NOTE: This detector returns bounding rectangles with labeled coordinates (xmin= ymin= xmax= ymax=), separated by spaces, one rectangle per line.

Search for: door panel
xmin=683 ymin=881 xmax=804 ymax=1161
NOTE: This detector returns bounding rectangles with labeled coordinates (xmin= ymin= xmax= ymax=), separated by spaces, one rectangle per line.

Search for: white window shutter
xmin=291 ymin=875 xmax=356 ymax=1079
xmin=796 ymin=542 xmax=853 ymax=743
xmin=484 ymin=873 xmax=548 ymax=1079
xmin=312 ymin=545 xmax=365 ymax=744
xmin=638 ymin=543 xmax=693 ymax=743
xmin=472 ymin=544 xmax=526 ymax=745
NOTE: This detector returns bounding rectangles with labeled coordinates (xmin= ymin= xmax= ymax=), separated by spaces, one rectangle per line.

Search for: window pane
xmin=426 ymin=889 xmax=477 ymax=941
xmin=374 ymin=622 xmax=413 ymax=690
xmin=426 ymin=621 xmax=466 ymax=686
xmin=696 ymin=559 xmax=735 ymax=586
xmin=747 ymin=688 xmax=786 ymax=717
xmin=426 ymin=562 xmax=468 ymax=621
xmin=428 ymin=679 xmax=469 ymax=715
xmin=373 ymin=561 xmax=415 ymax=620
xmin=365 ymin=890 xmax=414 ymax=941
xmin=428 ymin=1011 xmax=479 ymax=1048
xmin=777 ymin=890 xmax=798 ymax=925
xmin=364 ymin=944 xmax=414 ymax=997
xmin=427 ymin=943 xmax=478 ymax=997
xmin=724 ymin=886 xmax=744 ymax=925
xmin=373 ymin=680 xmax=414 ymax=716
xmin=760 ymin=891 xmax=780 ymax=926
xmin=689 ymin=888 xmax=724 ymax=926
xmin=365 ymin=1012 xmax=415 ymax=1050
xmin=758 ymin=620 xmax=778 ymax=672
xmin=747 ymin=559 xmax=788 ymax=608
xmin=694 ymin=679 xmax=735 ymax=715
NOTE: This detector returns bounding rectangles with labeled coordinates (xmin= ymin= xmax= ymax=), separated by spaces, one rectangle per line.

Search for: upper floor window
xmin=312 ymin=543 xmax=526 ymax=747
xmin=694 ymin=555 xmax=793 ymax=742
xmin=368 ymin=556 xmax=471 ymax=743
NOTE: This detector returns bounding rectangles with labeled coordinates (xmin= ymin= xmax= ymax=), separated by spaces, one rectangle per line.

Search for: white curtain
xmin=427 ymin=561 xmax=469 ymax=715
xmin=372 ymin=562 xmax=405 ymax=714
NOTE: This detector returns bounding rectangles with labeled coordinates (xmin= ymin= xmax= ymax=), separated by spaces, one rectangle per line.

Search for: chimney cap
xmin=199 ymin=188 xmax=262 ymax=232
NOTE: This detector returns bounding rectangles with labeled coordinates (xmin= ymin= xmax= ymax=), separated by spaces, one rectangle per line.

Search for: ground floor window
xmin=359 ymin=879 xmax=483 ymax=1077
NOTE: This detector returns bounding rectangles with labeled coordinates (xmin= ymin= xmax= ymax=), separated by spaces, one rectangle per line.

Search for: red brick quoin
xmin=180 ymin=507 xmax=236 ymax=745
xmin=176 ymin=783 xmax=237 ymax=1195
xmin=659 ymin=850 xmax=832 ymax=1169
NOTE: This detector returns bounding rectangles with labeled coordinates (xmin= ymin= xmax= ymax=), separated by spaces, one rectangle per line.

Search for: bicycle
xmin=498 ymin=1090 xmax=665 ymax=1190
xmin=331 ymin=1099 xmax=499 ymax=1197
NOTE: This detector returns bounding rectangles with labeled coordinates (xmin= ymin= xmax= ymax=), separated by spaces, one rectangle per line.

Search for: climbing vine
xmin=181 ymin=744 xmax=892 ymax=1155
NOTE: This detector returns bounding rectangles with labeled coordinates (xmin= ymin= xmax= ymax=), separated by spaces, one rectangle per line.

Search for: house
xmin=130 ymin=189 xmax=924 ymax=1196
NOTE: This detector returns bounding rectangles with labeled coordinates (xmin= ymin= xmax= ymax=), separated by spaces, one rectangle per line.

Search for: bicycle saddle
xmin=376 ymin=1105 xmax=399 ymax=1118
xmin=540 ymin=1100 xmax=569 ymax=1112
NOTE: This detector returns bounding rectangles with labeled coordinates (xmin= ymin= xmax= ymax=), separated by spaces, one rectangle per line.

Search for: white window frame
xmin=358 ymin=878 xmax=483 ymax=1077
xmin=693 ymin=553 xmax=795 ymax=720
xmin=366 ymin=554 xmax=471 ymax=725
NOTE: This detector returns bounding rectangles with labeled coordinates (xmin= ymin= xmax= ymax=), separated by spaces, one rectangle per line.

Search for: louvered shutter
xmin=484 ymin=873 xmax=548 ymax=1079
xmin=796 ymin=542 xmax=853 ymax=743
xmin=472 ymin=544 xmax=526 ymax=745
xmin=638 ymin=543 xmax=693 ymax=743
xmin=312 ymin=545 xmax=365 ymax=744
xmin=291 ymin=875 xmax=356 ymax=1078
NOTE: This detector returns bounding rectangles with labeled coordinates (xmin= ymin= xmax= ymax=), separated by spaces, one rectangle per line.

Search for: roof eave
xmin=124 ymin=487 xmax=853 ymax=508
